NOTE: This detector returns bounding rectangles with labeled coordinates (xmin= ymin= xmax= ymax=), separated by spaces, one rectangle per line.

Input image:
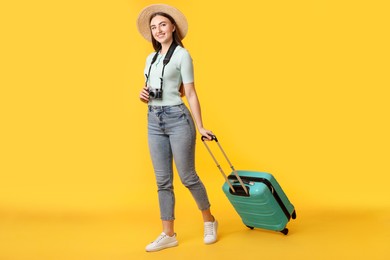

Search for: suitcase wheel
xmin=246 ymin=225 xmax=254 ymax=230
xmin=281 ymin=228 xmax=289 ymax=235
xmin=292 ymin=210 xmax=297 ymax=219
xmin=291 ymin=210 xmax=297 ymax=219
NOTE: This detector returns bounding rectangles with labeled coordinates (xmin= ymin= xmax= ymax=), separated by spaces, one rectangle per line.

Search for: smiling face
xmin=150 ymin=15 xmax=176 ymax=45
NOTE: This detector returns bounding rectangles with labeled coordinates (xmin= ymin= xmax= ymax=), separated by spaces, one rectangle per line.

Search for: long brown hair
xmin=149 ymin=12 xmax=184 ymax=52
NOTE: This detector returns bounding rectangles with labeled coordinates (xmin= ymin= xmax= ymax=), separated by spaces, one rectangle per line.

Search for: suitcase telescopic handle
xmin=201 ymin=135 xmax=249 ymax=195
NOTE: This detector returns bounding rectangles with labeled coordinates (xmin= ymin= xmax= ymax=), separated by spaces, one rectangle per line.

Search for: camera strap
xmin=144 ymin=42 xmax=178 ymax=89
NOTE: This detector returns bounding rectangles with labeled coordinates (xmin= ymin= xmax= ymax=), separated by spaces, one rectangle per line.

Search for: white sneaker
xmin=204 ymin=220 xmax=218 ymax=244
xmin=145 ymin=232 xmax=178 ymax=252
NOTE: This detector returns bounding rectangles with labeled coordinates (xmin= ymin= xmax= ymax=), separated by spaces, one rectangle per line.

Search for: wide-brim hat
xmin=136 ymin=4 xmax=188 ymax=42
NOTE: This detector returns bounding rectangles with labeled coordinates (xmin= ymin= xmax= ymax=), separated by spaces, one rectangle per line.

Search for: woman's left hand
xmin=199 ymin=128 xmax=214 ymax=141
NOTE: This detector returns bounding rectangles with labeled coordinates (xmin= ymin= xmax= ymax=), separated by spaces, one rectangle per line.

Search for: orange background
xmin=1 ymin=0 xmax=389 ymax=259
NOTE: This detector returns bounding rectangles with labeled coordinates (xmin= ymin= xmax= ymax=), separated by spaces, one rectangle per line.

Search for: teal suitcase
xmin=202 ymin=136 xmax=296 ymax=235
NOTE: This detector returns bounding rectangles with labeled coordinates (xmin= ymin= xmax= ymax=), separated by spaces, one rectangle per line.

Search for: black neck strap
xmin=145 ymin=42 xmax=178 ymax=89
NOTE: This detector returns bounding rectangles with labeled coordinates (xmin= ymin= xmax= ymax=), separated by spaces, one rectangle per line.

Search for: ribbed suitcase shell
xmin=222 ymin=170 xmax=295 ymax=233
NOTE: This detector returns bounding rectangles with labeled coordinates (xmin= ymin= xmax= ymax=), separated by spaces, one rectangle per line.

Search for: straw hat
xmin=136 ymin=4 xmax=188 ymax=42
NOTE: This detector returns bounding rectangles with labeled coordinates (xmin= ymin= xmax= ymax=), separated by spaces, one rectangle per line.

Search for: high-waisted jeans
xmin=147 ymin=103 xmax=211 ymax=221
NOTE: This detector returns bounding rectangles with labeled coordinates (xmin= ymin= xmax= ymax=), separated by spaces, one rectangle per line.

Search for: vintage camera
xmin=148 ymin=87 xmax=163 ymax=100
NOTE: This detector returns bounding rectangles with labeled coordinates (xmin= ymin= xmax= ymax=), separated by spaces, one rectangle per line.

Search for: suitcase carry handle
xmin=201 ymin=135 xmax=249 ymax=195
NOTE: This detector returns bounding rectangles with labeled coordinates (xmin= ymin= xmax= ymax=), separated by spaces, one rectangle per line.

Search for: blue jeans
xmin=147 ymin=104 xmax=211 ymax=221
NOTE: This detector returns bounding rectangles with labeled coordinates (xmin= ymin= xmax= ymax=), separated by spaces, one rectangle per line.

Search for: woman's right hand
xmin=139 ymin=86 xmax=149 ymax=103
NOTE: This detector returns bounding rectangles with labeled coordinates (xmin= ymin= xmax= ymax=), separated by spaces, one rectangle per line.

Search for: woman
xmin=137 ymin=4 xmax=218 ymax=252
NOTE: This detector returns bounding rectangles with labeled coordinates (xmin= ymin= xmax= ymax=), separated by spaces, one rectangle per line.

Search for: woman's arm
xmin=184 ymin=82 xmax=213 ymax=140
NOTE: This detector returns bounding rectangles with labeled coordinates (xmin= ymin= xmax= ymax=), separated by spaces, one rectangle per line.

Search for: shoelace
xmin=153 ymin=233 xmax=167 ymax=244
xmin=204 ymin=223 xmax=214 ymax=236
